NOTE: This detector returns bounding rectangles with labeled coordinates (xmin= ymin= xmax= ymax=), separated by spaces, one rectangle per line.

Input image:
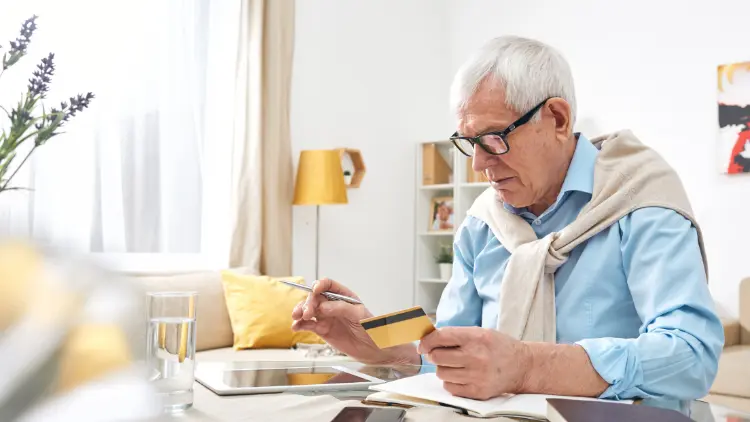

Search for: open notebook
xmin=367 ymin=373 xmax=631 ymax=419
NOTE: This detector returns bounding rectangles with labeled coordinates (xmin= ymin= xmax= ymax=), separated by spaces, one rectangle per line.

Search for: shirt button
xmin=534 ymin=219 xmax=541 ymax=226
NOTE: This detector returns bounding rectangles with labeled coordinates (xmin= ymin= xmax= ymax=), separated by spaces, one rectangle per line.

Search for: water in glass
xmin=146 ymin=292 xmax=197 ymax=412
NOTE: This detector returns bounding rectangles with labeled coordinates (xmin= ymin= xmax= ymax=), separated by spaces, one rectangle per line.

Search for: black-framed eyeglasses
xmin=449 ymin=97 xmax=551 ymax=157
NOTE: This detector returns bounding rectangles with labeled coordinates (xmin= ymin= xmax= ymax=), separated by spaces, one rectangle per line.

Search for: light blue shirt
xmin=422 ymin=135 xmax=724 ymax=400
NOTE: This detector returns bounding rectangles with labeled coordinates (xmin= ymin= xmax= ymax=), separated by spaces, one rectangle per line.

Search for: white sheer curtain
xmin=0 ymin=0 xmax=240 ymax=269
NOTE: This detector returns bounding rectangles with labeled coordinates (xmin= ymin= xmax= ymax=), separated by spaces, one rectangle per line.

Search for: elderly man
xmin=292 ymin=36 xmax=724 ymax=401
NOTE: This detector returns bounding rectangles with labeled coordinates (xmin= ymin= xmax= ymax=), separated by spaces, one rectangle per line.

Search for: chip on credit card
xmin=360 ymin=306 xmax=435 ymax=349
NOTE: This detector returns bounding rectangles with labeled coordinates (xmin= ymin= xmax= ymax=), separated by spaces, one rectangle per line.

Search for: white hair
xmin=450 ymin=36 xmax=577 ymax=126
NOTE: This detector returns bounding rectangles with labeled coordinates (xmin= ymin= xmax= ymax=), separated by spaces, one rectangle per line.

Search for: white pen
xmin=278 ymin=279 xmax=363 ymax=305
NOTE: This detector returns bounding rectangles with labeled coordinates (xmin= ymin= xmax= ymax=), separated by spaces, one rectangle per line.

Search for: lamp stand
xmin=315 ymin=204 xmax=320 ymax=281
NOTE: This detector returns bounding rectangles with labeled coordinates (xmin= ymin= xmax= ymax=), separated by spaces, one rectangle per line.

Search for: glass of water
xmin=146 ymin=291 xmax=197 ymax=412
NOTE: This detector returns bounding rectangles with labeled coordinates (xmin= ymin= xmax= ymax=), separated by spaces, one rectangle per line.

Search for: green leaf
xmin=4 ymin=53 xmax=20 ymax=69
xmin=435 ymin=243 xmax=453 ymax=263
xmin=0 ymin=151 xmax=17 ymax=180
xmin=1 ymin=187 xmax=34 ymax=192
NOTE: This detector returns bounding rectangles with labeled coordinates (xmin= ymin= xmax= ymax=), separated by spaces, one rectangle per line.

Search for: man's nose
xmin=472 ymin=145 xmax=495 ymax=173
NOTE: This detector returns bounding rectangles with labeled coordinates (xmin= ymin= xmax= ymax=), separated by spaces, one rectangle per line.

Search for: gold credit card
xmin=360 ymin=306 xmax=435 ymax=349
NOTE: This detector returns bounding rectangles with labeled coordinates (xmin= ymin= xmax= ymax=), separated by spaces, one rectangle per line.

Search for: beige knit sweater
xmin=466 ymin=130 xmax=707 ymax=343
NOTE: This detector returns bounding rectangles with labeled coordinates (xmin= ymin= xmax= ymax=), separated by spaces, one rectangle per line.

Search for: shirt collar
xmin=558 ymin=133 xmax=597 ymax=198
xmin=503 ymin=133 xmax=597 ymax=215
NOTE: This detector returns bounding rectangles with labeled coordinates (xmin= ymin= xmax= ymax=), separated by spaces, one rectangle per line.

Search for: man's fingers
xmin=313 ymin=278 xmax=360 ymax=300
xmin=419 ymin=327 xmax=466 ymax=353
xmin=302 ymin=278 xmax=348 ymax=320
xmin=302 ymin=280 xmax=326 ymax=320
xmin=292 ymin=300 xmax=305 ymax=320
xmin=302 ymin=292 xmax=320 ymax=320
xmin=292 ymin=319 xmax=331 ymax=336
xmin=312 ymin=278 xmax=333 ymax=294
xmin=442 ymin=381 xmax=469 ymax=396
xmin=291 ymin=319 xmax=317 ymax=332
xmin=443 ymin=381 xmax=481 ymax=400
xmin=426 ymin=347 xmax=466 ymax=368
xmin=317 ymin=300 xmax=361 ymax=322
xmin=435 ymin=366 xmax=471 ymax=384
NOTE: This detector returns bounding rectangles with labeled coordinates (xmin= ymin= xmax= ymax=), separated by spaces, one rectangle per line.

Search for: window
xmin=0 ymin=0 xmax=241 ymax=271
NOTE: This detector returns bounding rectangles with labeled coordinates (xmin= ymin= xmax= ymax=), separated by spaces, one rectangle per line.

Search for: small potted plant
xmin=436 ymin=243 xmax=453 ymax=281
xmin=343 ymin=170 xmax=352 ymax=185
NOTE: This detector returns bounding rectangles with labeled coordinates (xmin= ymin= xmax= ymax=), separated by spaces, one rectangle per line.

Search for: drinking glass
xmin=146 ymin=291 xmax=197 ymax=412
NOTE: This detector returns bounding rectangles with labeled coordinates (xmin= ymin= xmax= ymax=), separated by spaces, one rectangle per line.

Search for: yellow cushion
xmin=220 ymin=272 xmax=324 ymax=349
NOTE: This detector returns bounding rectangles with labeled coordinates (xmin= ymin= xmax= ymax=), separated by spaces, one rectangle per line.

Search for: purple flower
xmin=27 ymin=53 xmax=55 ymax=98
xmin=3 ymin=15 xmax=38 ymax=70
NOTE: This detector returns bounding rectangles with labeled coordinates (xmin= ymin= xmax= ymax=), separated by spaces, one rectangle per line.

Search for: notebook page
xmin=370 ymin=373 xmax=538 ymax=417
xmin=370 ymin=373 xmax=630 ymax=418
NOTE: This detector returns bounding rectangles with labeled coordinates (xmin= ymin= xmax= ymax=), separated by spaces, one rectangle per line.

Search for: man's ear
xmin=546 ymin=98 xmax=573 ymax=142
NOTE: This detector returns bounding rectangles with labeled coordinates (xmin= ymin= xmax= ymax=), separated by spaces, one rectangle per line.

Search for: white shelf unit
xmin=413 ymin=140 xmax=489 ymax=315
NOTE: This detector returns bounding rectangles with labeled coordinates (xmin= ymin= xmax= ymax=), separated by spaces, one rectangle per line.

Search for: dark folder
xmin=546 ymin=398 xmax=693 ymax=422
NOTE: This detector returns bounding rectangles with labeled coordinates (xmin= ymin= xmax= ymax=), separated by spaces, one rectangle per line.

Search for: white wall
xmin=292 ymin=0 xmax=750 ymax=317
xmin=291 ymin=0 xmax=452 ymax=315
xmin=445 ymin=0 xmax=750 ymax=316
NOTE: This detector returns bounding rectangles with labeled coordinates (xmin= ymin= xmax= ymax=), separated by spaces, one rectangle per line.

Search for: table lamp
xmin=293 ymin=150 xmax=348 ymax=281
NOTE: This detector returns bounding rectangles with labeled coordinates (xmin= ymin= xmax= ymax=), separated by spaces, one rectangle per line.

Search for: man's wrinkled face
xmin=457 ymin=80 xmax=561 ymax=209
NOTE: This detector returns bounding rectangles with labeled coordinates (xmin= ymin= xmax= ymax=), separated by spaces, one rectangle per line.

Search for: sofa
xmin=707 ymin=277 xmax=750 ymax=412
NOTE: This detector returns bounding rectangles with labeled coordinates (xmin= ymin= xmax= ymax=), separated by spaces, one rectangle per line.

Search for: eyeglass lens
xmin=455 ymin=134 xmax=508 ymax=156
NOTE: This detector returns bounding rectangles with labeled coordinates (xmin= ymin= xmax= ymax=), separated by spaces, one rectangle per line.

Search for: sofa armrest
xmin=722 ymin=318 xmax=741 ymax=347
xmin=741 ymin=277 xmax=750 ymax=345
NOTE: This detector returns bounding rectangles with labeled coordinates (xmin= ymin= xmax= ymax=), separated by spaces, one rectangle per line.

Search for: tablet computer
xmin=195 ymin=362 xmax=390 ymax=395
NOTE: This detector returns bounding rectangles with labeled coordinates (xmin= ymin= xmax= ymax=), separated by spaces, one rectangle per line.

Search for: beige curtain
xmin=229 ymin=0 xmax=295 ymax=276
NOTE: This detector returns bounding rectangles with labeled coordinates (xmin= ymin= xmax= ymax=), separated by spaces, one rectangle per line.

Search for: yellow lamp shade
xmin=293 ymin=150 xmax=348 ymax=205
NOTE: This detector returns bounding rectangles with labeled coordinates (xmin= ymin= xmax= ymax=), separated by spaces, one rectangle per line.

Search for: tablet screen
xmin=223 ymin=367 xmax=370 ymax=388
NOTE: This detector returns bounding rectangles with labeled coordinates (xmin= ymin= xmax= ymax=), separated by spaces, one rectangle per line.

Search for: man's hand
xmin=418 ymin=327 xmax=532 ymax=400
xmin=291 ymin=278 xmax=420 ymax=366
xmin=419 ymin=327 xmax=610 ymax=400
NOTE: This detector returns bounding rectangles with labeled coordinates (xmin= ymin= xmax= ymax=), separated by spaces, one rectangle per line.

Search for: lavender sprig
xmin=27 ymin=53 xmax=54 ymax=98
xmin=0 ymin=15 xmax=95 ymax=192
xmin=35 ymin=92 xmax=95 ymax=146
xmin=63 ymin=92 xmax=94 ymax=121
xmin=3 ymin=15 xmax=38 ymax=70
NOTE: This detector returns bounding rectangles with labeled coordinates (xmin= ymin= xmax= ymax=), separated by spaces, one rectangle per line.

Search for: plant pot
xmin=344 ymin=175 xmax=352 ymax=185
xmin=439 ymin=263 xmax=452 ymax=281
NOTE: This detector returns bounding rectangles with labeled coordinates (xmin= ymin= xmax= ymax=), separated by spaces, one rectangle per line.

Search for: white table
xmin=153 ymin=361 xmax=750 ymax=422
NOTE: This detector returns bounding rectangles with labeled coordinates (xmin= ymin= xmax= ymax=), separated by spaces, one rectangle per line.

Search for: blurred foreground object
xmin=0 ymin=239 xmax=162 ymax=421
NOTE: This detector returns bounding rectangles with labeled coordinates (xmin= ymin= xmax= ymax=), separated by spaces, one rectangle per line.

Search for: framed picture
xmin=718 ymin=61 xmax=750 ymax=174
xmin=429 ymin=196 xmax=454 ymax=232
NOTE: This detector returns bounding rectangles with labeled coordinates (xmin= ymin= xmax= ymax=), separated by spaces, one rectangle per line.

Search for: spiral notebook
xmin=367 ymin=373 xmax=631 ymax=419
